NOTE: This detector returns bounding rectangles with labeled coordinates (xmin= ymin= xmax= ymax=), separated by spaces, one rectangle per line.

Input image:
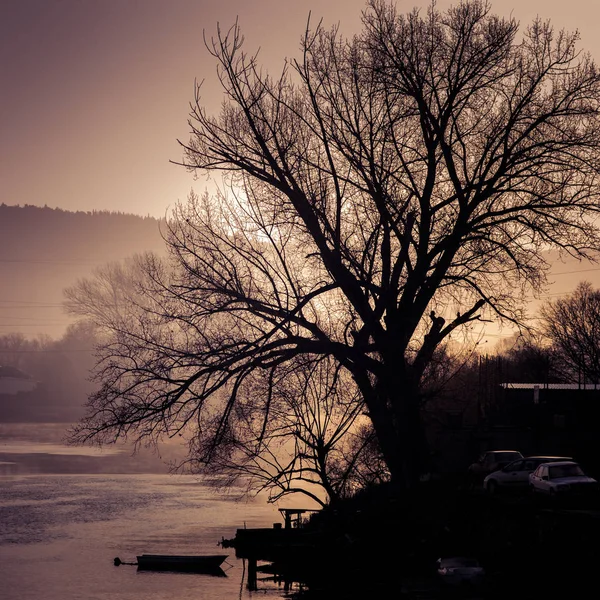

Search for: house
xmin=0 ymin=365 xmax=37 ymax=395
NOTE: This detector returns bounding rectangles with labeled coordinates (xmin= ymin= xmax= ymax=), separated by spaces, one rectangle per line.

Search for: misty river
xmin=0 ymin=437 xmax=290 ymax=600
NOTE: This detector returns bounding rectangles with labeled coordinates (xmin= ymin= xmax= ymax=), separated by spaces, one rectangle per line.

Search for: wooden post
xmin=247 ymin=557 xmax=257 ymax=591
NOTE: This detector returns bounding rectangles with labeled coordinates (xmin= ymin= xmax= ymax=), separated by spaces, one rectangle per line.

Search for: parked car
xmin=468 ymin=450 xmax=523 ymax=483
xmin=483 ymin=456 xmax=572 ymax=494
xmin=436 ymin=557 xmax=485 ymax=587
xmin=529 ymin=460 xmax=598 ymax=496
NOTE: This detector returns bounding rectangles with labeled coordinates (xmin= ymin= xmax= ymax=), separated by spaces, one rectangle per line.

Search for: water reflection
xmin=0 ymin=473 xmax=283 ymax=600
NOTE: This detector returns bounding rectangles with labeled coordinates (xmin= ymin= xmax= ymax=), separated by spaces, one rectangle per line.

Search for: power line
xmin=0 ymin=323 xmax=73 ymax=328
xmin=0 ymin=258 xmax=108 ymax=265
xmin=0 ymin=306 xmax=64 ymax=310
xmin=549 ymin=266 xmax=600 ymax=276
xmin=0 ymin=348 xmax=90 ymax=353
xmin=0 ymin=316 xmax=69 ymax=322
xmin=0 ymin=300 xmax=64 ymax=306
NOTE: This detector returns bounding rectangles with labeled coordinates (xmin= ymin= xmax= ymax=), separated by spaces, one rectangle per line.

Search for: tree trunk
xmin=361 ymin=369 xmax=429 ymax=490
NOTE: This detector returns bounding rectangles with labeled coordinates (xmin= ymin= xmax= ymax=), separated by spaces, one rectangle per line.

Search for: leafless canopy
xmin=67 ymin=0 xmax=600 ymax=491
xmin=541 ymin=281 xmax=600 ymax=383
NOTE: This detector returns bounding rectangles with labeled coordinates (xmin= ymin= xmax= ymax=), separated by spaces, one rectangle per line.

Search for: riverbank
xmin=249 ymin=480 xmax=600 ymax=598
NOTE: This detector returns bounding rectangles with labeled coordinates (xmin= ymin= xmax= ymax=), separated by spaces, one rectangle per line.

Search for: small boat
xmin=136 ymin=554 xmax=229 ymax=573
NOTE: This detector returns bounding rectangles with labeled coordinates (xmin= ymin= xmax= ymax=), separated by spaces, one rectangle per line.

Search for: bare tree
xmin=541 ymin=281 xmax=600 ymax=383
xmin=187 ymin=356 xmax=380 ymax=507
xmin=67 ymin=0 xmax=600 ymax=490
xmin=0 ymin=333 xmax=37 ymax=371
xmin=491 ymin=331 xmax=561 ymax=383
xmin=67 ymin=257 xmax=378 ymax=504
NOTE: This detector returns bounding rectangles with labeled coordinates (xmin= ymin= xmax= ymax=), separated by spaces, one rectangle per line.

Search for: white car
xmin=529 ymin=460 xmax=598 ymax=496
xmin=436 ymin=557 xmax=485 ymax=586
xmin=483 ymin=456 xmax=571 ymax=494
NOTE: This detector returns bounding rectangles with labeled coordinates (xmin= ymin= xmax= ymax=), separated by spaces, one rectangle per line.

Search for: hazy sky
xmin=2 ymin=0 xmax=599 ymax=219
xmin=2 ymin=0 xmax=600 ymax=342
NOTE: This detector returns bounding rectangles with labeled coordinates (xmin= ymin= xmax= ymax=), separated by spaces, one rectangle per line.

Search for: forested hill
xmin=0 ymin=204 xmax=165 ymax=262
xmin=0 ymin=204 xmax=167 ymax=339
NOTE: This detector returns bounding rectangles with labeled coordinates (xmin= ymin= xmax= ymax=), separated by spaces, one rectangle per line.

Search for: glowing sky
xmin=2 ymin=0 xmax=599 ymax=219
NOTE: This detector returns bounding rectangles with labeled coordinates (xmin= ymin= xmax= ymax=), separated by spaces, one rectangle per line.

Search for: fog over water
xmin=0 ymin=423 xmax=289 ymax=600
xmin=0 ymin=473 xmax=287 ymax=600
xmin=0 ymin=387 xmax=302 ymax=596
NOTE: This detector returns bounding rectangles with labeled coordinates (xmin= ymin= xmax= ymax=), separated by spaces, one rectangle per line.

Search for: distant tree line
xmin=0 ymin=204 xmax=166 ymax=261
xmin=0 ymin=203 xmax=162 ymax=220
xmin=0 ymin=322 xmax=97 ymax=422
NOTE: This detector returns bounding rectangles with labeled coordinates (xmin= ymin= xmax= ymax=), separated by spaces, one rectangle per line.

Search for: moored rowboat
xmin=136 ymin=554 xmax=228 ymax=572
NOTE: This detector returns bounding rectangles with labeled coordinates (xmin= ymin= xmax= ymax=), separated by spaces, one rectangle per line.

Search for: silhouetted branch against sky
xmin=66 ymin=0 xmax=600 ymax=493
xmin=541 ymin=281 xmax=600 ymax=384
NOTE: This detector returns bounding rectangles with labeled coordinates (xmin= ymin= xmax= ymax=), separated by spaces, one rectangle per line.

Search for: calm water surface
xmin=0 ymin=473 xmax=290 ymax=600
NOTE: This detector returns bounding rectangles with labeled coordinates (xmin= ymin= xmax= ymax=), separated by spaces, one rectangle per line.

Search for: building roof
xmin=0 ymin=365 xmax=32 ymax=379
xmin=501 ymin=383 xmax=600 ymax=390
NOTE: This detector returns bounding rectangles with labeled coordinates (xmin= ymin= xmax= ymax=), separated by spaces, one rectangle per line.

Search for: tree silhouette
xmin=67 ymin=0 xmax=600 ymax=490
xmin=187 ymin=356 xmax=381 ymax=506
xmin=541 ymin=281 xmax=600 ymax=384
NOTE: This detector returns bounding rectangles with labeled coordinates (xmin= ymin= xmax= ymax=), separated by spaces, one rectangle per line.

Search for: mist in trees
xmin=0 ymin=322 xmax=98 ymax=422
xmin=0 ymin=204 xmax=167 ymax=340
xmin=65 ymin=0 xmax=600 ymax=499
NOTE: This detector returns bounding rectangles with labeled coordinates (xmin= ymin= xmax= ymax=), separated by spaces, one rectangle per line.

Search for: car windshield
xmin=548 ymin=464 xmax=584 ymax=479
xmin=496 ymin=452 xmax=521 ymax=461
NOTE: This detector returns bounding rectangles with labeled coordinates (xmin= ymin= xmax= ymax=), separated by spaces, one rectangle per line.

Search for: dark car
xmin=436 ymin=557 xmax=485 ymax=587
xmin=468 ymin=450 xmax=523 ymax=484
xmin=483 ymin=456 xmax=572 ymax=494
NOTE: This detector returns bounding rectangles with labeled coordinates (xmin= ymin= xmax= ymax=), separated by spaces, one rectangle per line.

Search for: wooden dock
xmin=230 ymin=508 xmax=323 ymax=590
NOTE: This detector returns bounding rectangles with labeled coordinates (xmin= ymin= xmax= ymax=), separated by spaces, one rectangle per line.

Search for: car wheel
xmin=487 ymin=480 xmax=498 ymax=495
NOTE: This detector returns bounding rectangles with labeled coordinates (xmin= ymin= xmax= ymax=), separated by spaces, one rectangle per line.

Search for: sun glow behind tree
xmin=66 ymin=1 xmax=600 ymax=497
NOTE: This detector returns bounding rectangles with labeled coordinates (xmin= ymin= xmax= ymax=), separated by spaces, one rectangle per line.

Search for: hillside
xmin=2 ymin=204 xmax=600 ymax=342
xmin=0 ymin=204 xmax=167 ymax=339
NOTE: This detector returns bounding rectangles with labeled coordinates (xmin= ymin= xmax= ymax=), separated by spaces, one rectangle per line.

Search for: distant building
xmin=498 ymin=382 xmax=600 ymax=422
xmin=424 ymin=379 xmax=600 ymax=478
xmin=0 ymin=365 xmax=37 ymax=395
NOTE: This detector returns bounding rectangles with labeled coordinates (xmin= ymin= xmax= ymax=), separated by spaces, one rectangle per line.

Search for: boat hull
xmin=136 ymin=554 xmax=228 ymax=573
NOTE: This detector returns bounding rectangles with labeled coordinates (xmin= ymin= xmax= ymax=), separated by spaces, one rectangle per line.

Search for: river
xmin=0 ymin=429 xmax=296 ymax=600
